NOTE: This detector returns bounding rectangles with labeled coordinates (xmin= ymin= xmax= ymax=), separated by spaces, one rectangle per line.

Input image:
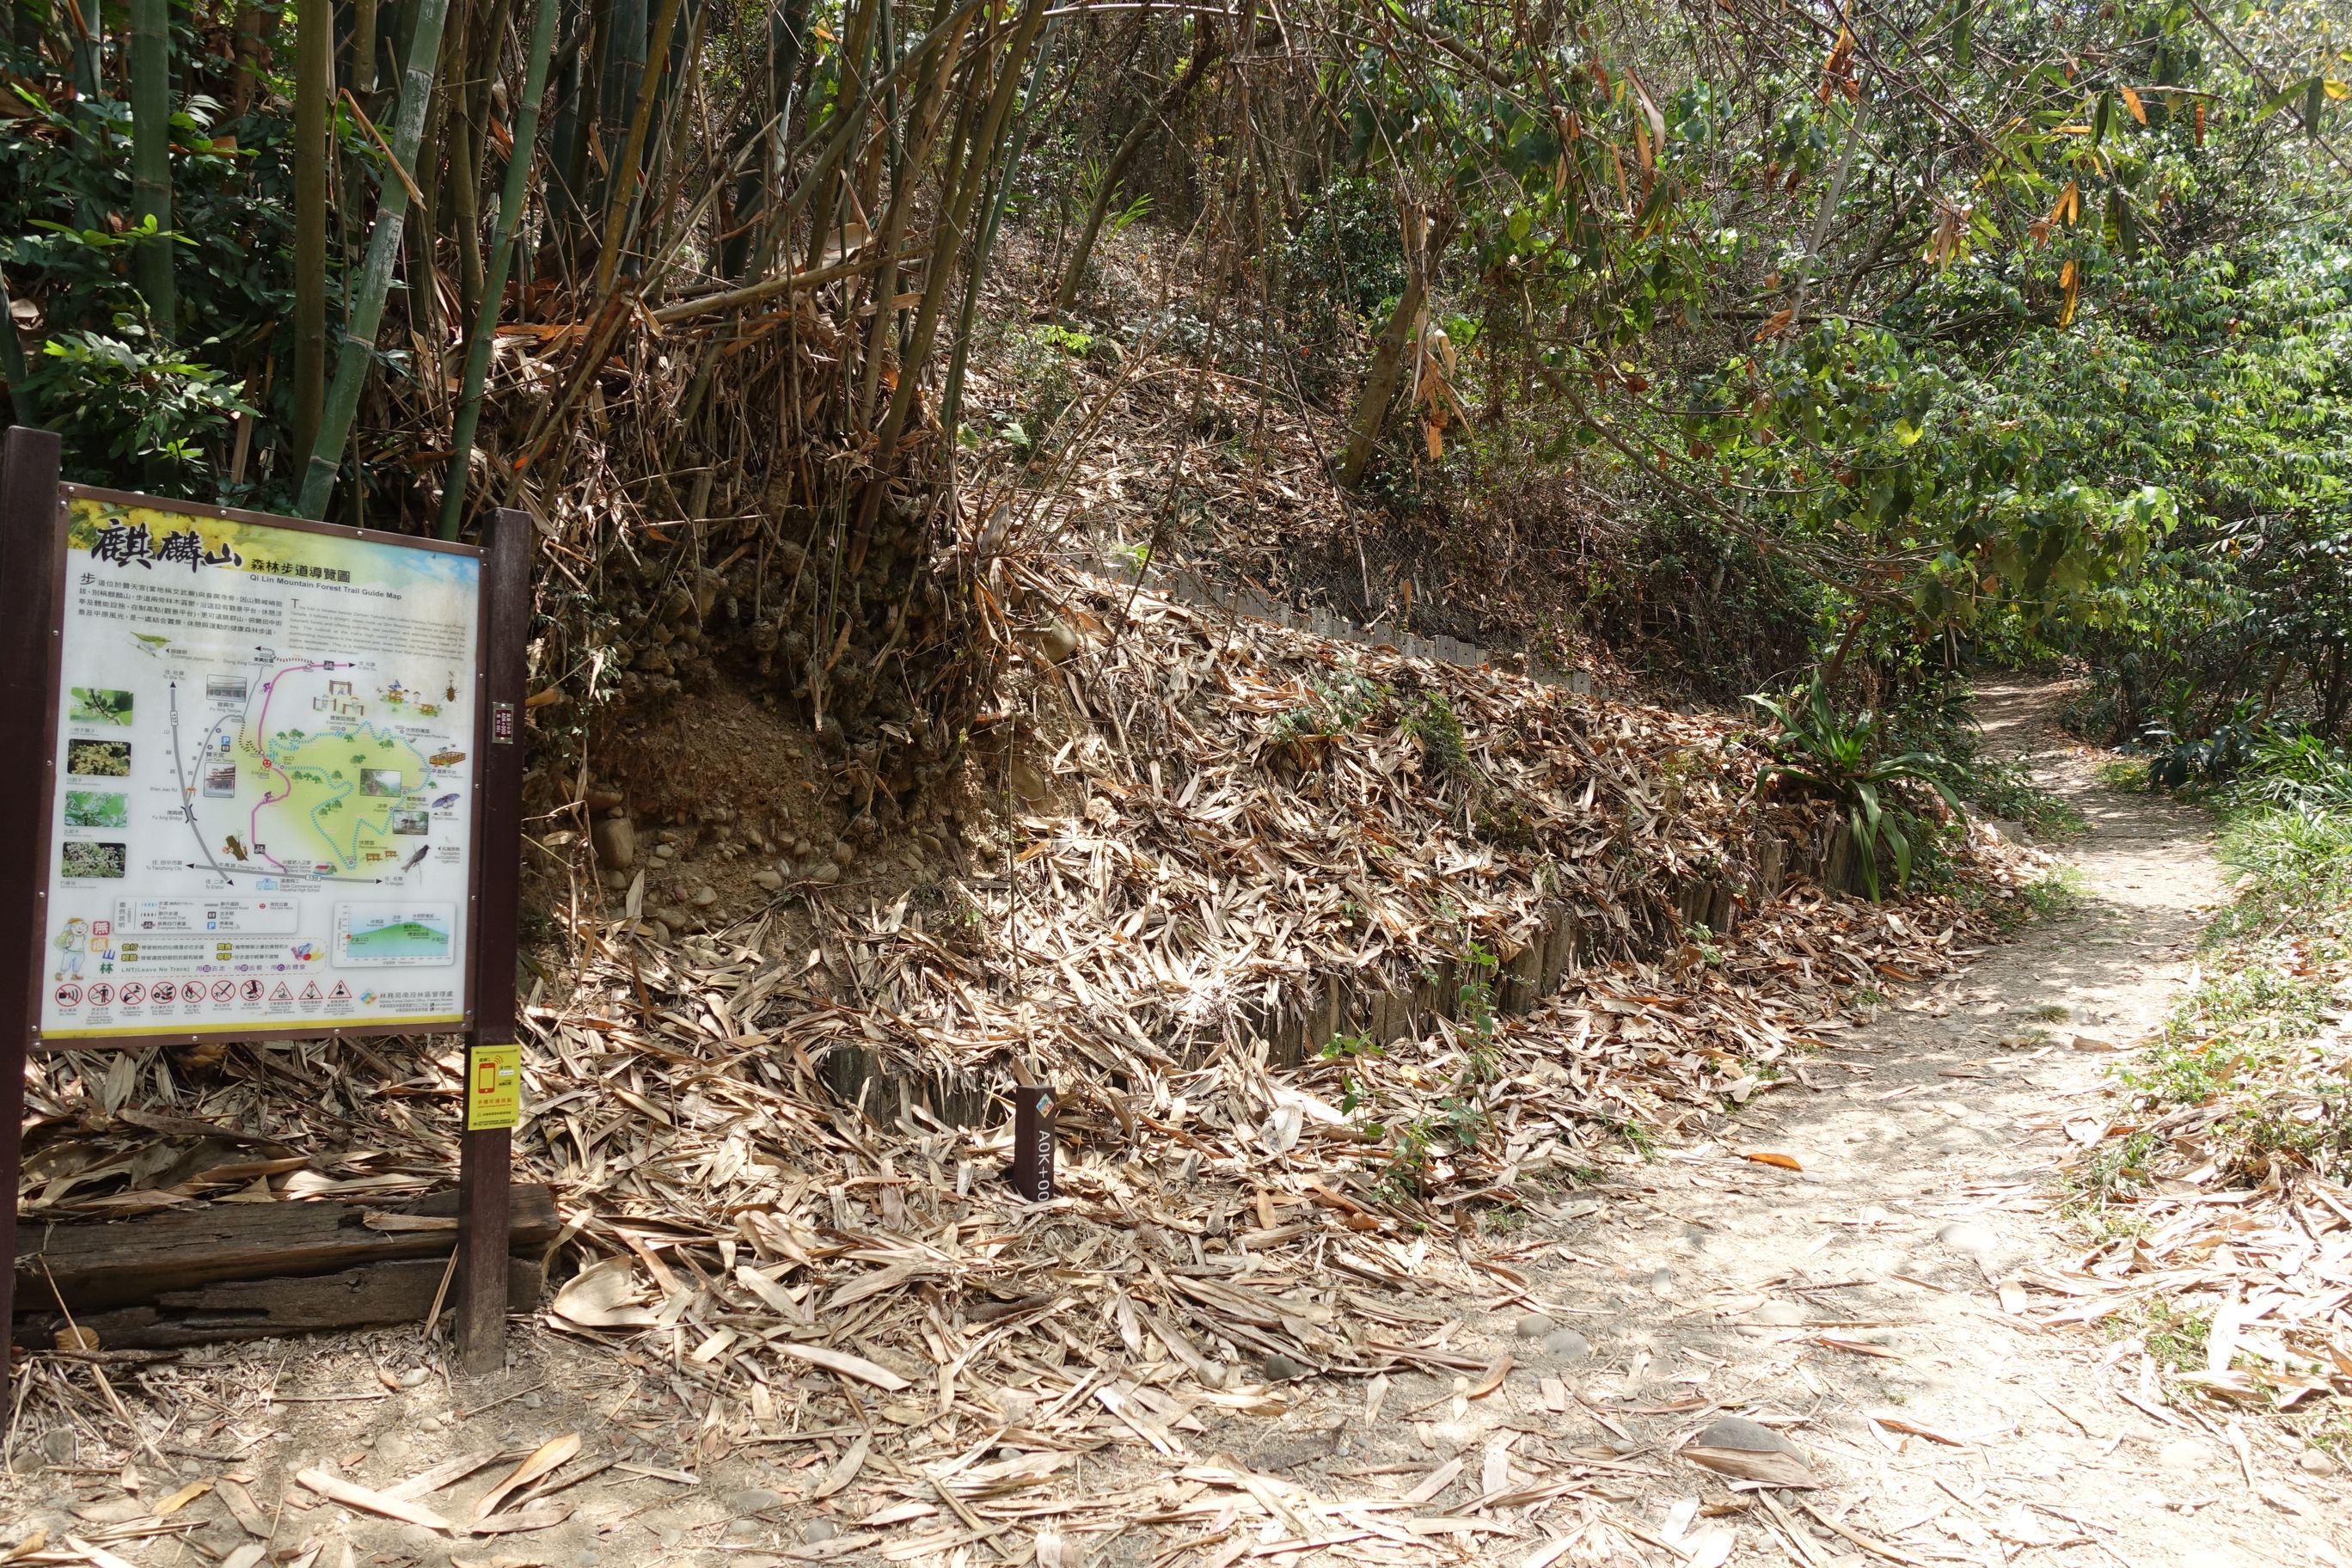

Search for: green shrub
xmin=1750 ymin=673 xmax=1961 ymax=898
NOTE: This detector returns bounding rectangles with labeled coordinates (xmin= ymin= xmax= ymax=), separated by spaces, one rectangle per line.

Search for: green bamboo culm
xmin=296 ymin=0 xmax=455 ymax=520
xmin=437 ymin=0 xmax=562 ymax=539
xmin=127 ymin=0 xmax=174 ymax=334
xmin=292 ymin=0 xmax=333 ymax=461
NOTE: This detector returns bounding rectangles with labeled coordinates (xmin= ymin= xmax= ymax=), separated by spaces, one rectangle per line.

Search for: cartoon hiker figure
xmin=54 ymin=916 xmax=90 ymax=980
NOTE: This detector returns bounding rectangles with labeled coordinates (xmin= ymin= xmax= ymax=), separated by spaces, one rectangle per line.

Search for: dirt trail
xmin=1345 ymin=679 xmax=2343 ymax=1567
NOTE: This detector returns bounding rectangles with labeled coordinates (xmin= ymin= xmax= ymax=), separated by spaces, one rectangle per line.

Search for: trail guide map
xmin=40 ymin=495 xmax=483 ymax=1041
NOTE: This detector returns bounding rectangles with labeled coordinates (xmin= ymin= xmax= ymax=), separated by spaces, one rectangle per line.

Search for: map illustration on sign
xmin=39 ymin=493 xmax=483 ymax=1042
xmin=173 ymin=658 xmax=463 ymax=887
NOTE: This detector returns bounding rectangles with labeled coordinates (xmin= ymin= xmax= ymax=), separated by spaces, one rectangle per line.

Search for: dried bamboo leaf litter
xmin=10 ymin=558 xmax=2038 ymax=1484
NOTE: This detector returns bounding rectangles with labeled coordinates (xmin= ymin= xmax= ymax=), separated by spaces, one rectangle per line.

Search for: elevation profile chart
xmin=39 ymin=492 xmax=484 ymax=1041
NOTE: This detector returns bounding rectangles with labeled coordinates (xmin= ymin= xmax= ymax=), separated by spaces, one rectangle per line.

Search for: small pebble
xmin=1541 ymin=1327 xmax=1590 ymax=1361
xmin=802 ymin=1520 xmax=841 ymax=1545
xmin=1751 ymin=1301 xmax=1808 ymax=1326
xmin=521 ymin=1390 xmax=543 ymax=1409
xmin=656 ymin=1525 xmax=685 ymax=1547
xmin=1262 ymin=1352 xmax=1311 ymax=1382
xmin=398 ymin=1366 xmax=431 ymax=1388
xmin=726 ymin=1487 xmax=786 ymax=1515
xmin=1936 ymin=1220 xmax=1998 ymax=1256
xmin=2301 ymin=1449 xmax=2335 ymax=1475
xmin=1649 ymin=1267 xmax=1675 ymax=1297
xmin=1514 ymin=1312 xmax=1556 ymax=1338
xmin=726 ymin=1517 xmax=765 ymax=1540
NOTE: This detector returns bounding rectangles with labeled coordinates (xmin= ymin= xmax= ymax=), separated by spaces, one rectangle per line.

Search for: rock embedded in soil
xmin=1514 ymin=1312 xmax=1556 ymax=1338
xmin=591 ymin=815 xmax=637 ymax=870
xmin=1750 ymin=1300 xmax=1808 ymax=1326
xmin=726 ymin=1487 xmax=786 ymax=1515
xmin=801 ymin=1520 xmax=840 ymax=1545
xmin=754 ymin=869 xmax=784 ymax=891
xmin=1262 ymin=1351 xmax=1311 ymax=1382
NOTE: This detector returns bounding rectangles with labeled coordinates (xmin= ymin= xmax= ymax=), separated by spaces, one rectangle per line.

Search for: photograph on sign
xmin=40 ymin=494 xmax=483 ymax=1041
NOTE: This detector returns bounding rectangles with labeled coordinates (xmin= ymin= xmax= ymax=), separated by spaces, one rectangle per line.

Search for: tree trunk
xmin=230 ymin=3 xmax=265 ymax=113
xmin=128 ymin=0 xmax=173 ymax=335
xmin=1333 ymin=200 xmax=1455 ymax=488
xmin=1051 ymin=34 xmax=1222 ymax=315
xmin=294 ymin=0 xmax=333 ymax=461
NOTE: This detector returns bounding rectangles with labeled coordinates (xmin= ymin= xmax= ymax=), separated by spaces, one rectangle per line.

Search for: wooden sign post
xmin=0 ymin=426 xmax=531 ymax=1421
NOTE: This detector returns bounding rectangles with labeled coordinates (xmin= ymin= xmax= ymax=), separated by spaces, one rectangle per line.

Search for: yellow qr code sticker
xmin=466 ymin=1044 xmax=522 ymax=1130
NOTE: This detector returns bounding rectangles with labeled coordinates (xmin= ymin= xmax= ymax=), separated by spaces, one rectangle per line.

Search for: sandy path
xmin=1293 ymin=680 xmax=2342 ymax=1567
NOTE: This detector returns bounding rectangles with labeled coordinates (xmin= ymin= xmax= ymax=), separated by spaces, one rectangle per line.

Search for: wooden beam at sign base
xmin=0 ymin=426 xmax=64 ymax=1433
xmin=456 ymin=507 xmax=531 ymax=1375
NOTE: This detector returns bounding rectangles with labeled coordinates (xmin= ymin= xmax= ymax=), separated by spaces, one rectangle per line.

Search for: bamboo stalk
xmin=438 ymin=0 xmax=563 ymax=537
xmin=854 ymin=16 xmax=966 ymax=426
xmin=1052 ymin=28 xmax=1222 ymax=315
xmin=720 ymin=0 xmax=810 ymax=280
xmin=872 ymin=0 xmax=1047 ymax=460
xmin=295 ymin=0 xmax=456 ymax=518
xmin=588 ymin=0 xmax=683 ymax=295
xmin=591 ymin=0 xmax=646 ymax=245
xmin=351 ymin=0 xmax=379 ymax=90
xmin=939 ymin=21 xmax=1055 ymax=442
xmin=128 ymin=0 xmax=174 ymax=334
xmin=294 ymin=0 xmax=334 ymax=460
xmin=64 ymin=0 xmax=99 ymax=104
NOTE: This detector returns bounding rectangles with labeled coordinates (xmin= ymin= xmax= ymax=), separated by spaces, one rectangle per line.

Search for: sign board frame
xmin=0 ymin=427 xmax=533 ymax=1423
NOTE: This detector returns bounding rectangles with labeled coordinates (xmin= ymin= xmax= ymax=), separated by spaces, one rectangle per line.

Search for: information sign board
xmin=37 ymin=488 xmax=483 ymax=1044
xmin=2 ymin=428 xmax=536 ymax=1418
